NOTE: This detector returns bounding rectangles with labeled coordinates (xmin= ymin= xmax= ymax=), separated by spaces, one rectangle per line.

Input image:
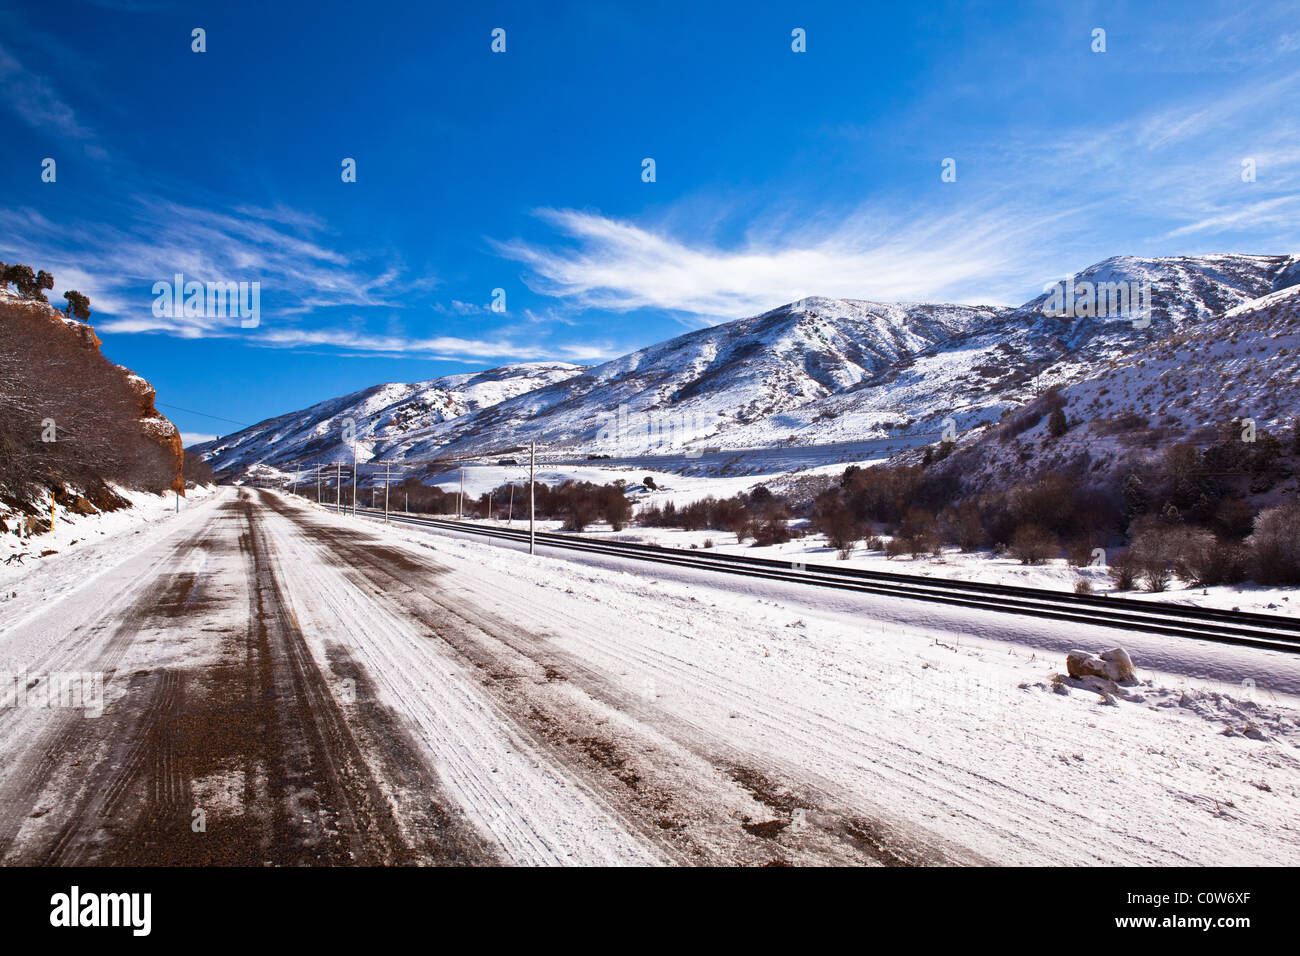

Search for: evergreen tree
xmin=1047 ymin=406 xmax=1068 ymax=438
xmin=63 ymin=290 xmax=92 ymax=320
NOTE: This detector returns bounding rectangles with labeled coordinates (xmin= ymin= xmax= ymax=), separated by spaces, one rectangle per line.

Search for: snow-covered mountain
xmin=195 ymin=253 xmax=1299 ymax=479
xmin=401 ymin=297 xmax=1009 ymax=459
xmin=190 ymin=362 xmax=584 ymax=475
xmin=919 ymin=280 xmax=1300 ymax=495
xmin=716 ymin=254 xmax=1299 ymax=449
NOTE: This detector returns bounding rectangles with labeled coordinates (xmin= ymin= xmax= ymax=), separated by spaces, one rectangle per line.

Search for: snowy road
xmin=1 ymin=487 xmax=1297 ymax=865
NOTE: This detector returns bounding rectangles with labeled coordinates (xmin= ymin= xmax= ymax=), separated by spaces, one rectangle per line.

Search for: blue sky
xmin=2 ymin=0 xmax=1297 ymax=443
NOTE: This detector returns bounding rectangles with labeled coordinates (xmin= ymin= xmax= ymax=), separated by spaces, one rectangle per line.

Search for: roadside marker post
xmin=529 ymin=441 xmax=536 ymax=556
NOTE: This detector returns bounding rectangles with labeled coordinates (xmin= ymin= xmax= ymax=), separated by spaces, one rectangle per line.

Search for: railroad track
xmin=349 ymin=507 xmax=1300 ymax=655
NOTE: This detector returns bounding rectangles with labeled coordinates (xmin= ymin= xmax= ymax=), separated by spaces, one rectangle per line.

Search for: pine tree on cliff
xmin=62 ymin=290 xmax=91 ymax=321
xmin=6 ymin=264 xmax=37 ymax=297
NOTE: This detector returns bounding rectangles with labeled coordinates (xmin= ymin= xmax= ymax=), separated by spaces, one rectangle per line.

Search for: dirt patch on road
xmin=0 ymin=490 xmax=495 ymax=866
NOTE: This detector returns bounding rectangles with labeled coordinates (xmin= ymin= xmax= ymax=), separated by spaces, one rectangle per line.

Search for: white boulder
xmin=1066 ymin=647 xmax=1137 ymax=684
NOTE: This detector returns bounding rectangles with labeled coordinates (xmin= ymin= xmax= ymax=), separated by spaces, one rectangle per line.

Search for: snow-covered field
xmin=346 ymin=500 xmax=1300 ymax=865
xmin=417 ymin=457 xmax=862 ymax=503
xmin=3 ymin=486 xmax=1297 ymax=866
xmin=370 ymin=502 xmax=1300 ymax=617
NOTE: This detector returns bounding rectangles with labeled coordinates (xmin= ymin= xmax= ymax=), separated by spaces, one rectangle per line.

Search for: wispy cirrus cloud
xmin=492 ymin=202 xmax=1080 ymax=323
xmin=0 ymin=196 xmax=615 ymax=363
xmin=249 ymin=327 xmax=618 ymax=363
xmin=0 ymin=41 xmax=102 ymax=154
xmin=1166 ymin=195 xmax=1300 ymax=239
xmin=0 ymin=197 xmax=423 ymax=331
xmin=501 ymin=58 xmax=1300 ymax=329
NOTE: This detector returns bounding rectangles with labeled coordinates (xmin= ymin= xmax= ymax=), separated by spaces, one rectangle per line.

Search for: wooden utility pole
xmin=351 ymin=441 xmax=358 ymax=515
xmin=316 ymin=464 xmax=321 ymax=504
xmin=335 ymin=462 xmax=341 ymax=513
xmin=529 ymin=441 xmax=535 ymax=555
xmin=384 ymin=461 xmax=391 ymax=522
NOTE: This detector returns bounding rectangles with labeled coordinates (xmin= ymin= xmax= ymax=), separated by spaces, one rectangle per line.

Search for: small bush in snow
xmin=1141 ymin=560 xmax=1172 ymax=592
xmin=1047 ymin=407 xmax=1068 ymax=438
xmin=1248 ymin=501 xmax=1300 ymax=585
xmin=1010 ymin=524 xmax=1058 ymax=564
xmin=1109 ymin=550 xmax=1138 ymax=590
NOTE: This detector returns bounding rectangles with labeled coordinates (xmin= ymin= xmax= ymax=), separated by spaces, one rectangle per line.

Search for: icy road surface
xmin=0 ymin=487 xmax=1297 ymax=865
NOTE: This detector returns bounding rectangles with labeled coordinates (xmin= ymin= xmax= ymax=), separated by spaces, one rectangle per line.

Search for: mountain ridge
xmin=193 ymin=253 xmax=1299 ymax=479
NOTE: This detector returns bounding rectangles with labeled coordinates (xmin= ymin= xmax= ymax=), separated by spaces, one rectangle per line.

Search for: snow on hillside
xmin=392 ymin=297 xmax=1008 ymax=460
xmin=192 ymin=362 xmax=585 ymax=474
xmin=719 ymin=255 xmax=1299 ymax=450
xmin=923 ymin=279 xmax=1300 ymax=493
xmin=197 ymin=253 xmax=1299 ymax=479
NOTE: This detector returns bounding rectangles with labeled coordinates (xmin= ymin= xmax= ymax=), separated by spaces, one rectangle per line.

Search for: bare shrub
xmin=899 ymin=507 xmax=938 ymax=558
xmin=1010 ymin=524 xmax=1058 ymax=564
xmin=1248 ymin=501 xmax=1300 ymax=585
xmin=939 ymin=502 xmax=985 ymax=552
xmin=813 ymin=489 xmax=861 ymax=552
xmin=1109 ymin=550 xmax=1138 ymax=590
xmin=1176 ymin=534 xmax=1248 ymax=587
xmin=1128 ymin=522 xmax=1189 ymax=591
xmin=1141 ymin=560 xmax=1172 ymax=592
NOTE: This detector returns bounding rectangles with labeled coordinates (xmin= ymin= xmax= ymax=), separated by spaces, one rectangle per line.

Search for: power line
xmin=155 ymin=402 xmax=251 ymax=428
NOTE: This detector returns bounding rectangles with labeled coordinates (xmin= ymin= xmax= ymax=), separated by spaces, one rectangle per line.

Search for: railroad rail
xmin=347 ymin=507 xmax=1300 ymax=655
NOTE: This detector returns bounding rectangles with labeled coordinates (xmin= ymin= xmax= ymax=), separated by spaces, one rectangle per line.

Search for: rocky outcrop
xmin=0 ymin=292 xmax=185 ymax=502
xmin=120 ymin=368 xmax=185 ymax=493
